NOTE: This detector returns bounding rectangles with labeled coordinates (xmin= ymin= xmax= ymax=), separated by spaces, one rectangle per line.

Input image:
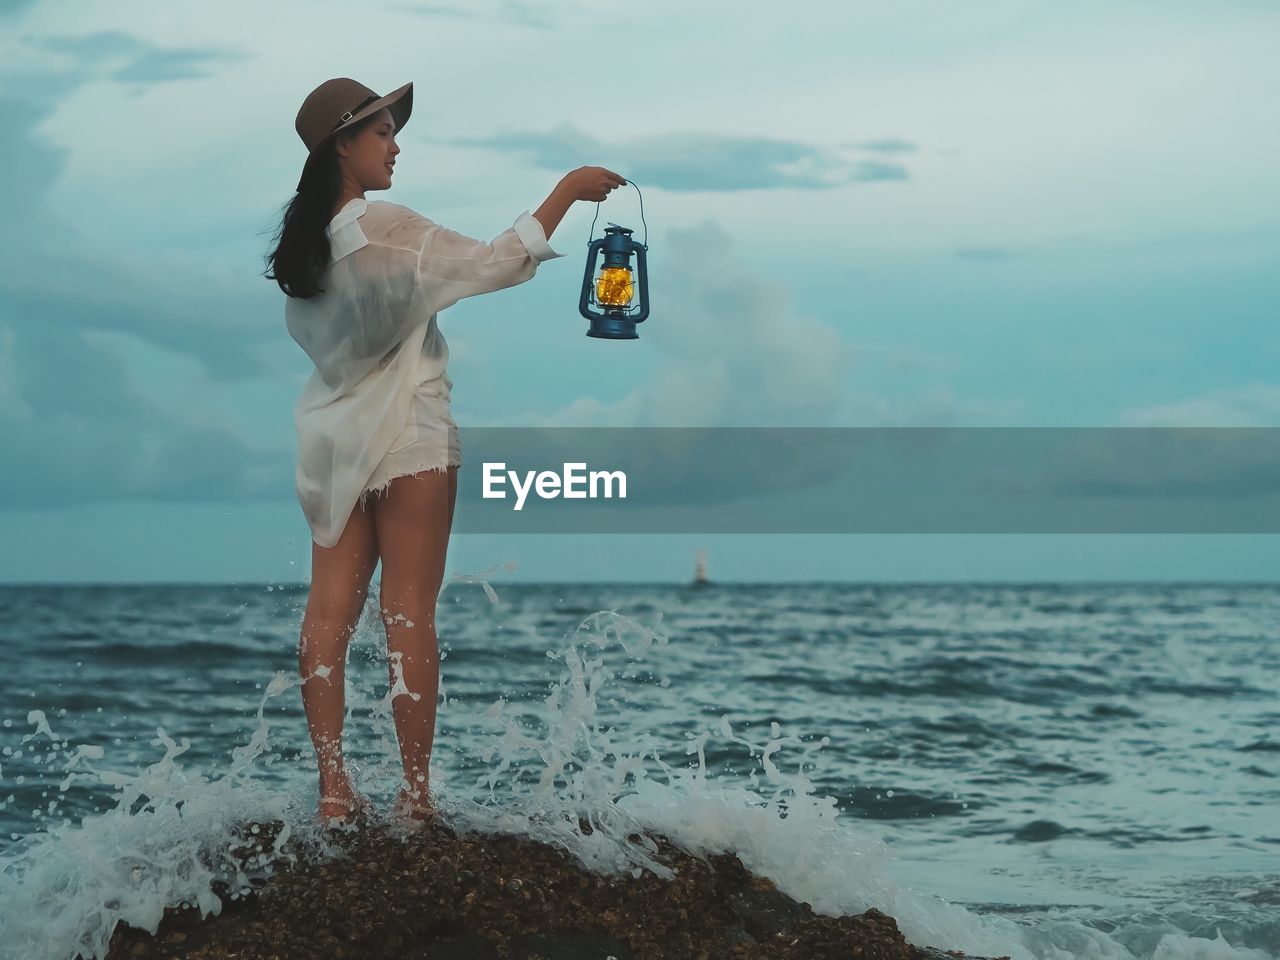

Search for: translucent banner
xmin=443 ymin=427 xmax=1280 ymax=533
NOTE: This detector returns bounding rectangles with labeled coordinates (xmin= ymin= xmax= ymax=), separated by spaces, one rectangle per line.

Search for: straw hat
xmin=294 ymin=78 xmax=413 ymax=191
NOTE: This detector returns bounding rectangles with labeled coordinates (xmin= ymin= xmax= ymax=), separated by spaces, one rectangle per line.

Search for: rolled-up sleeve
xmin=417 ymin=211 xmax=565 ymax=314
xmin=511 ymin=210 xmax=563 ymax=262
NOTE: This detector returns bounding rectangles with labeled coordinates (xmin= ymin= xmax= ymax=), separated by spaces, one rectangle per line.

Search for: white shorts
xmin=358 ymin=372 xmax=461 ymax=506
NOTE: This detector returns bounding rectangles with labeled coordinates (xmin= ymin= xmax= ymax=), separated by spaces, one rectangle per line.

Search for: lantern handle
xmin=587 ymin=179 xmax=647 ymax=249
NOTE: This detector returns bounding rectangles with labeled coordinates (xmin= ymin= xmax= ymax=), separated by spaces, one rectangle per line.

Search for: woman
xmin=264 ymin=77 xmax=625 ymax=826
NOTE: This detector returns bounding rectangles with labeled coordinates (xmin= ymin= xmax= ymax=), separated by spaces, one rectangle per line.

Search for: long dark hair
xmin=262 ymin=111 xmax=381 ymax=300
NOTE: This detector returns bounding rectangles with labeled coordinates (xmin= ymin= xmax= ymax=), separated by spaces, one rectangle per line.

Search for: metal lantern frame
xmin=578 ymin=179 xmax=649 ymax=339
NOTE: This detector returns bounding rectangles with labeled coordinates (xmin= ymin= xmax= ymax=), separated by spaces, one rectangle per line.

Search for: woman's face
xmin=335 ymin=107 xmax=400 ymax=190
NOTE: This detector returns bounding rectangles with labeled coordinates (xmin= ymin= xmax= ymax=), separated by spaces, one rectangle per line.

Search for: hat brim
xmin=295 ymin=81 xmax=413 ymax=192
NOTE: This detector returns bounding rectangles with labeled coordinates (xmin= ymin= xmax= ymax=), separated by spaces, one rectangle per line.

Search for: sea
xmin=0 ymin=579 xmax=1276 ymax=960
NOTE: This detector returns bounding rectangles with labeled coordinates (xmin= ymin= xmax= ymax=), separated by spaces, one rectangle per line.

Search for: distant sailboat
xmin=690 ymin=549 xmax=711 ymax=587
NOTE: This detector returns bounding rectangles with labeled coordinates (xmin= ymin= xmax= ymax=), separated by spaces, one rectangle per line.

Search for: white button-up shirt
xmin=285 ymin=197 xmax=564 ymax=547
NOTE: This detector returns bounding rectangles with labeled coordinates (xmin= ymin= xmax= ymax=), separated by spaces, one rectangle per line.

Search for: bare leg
xmin=372 ymin=465 xmax=457 ymax=814
xmin=298 ymin=496 xmax=380 ymax=818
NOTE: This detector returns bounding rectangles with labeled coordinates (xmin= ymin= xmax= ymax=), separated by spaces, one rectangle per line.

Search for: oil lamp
xmin=578 ymin=181 xmax=649 ymax=339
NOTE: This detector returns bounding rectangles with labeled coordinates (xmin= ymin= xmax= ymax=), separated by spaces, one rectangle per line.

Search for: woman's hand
xmin=561 ymin=166 xmax=627 ymax=202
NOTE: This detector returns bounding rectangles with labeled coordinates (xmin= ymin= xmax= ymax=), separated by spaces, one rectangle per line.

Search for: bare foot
xmin=392 ymin=785 xmax=436 ymax=822
xmin=318 ymin=773 xmax=370 ymax=823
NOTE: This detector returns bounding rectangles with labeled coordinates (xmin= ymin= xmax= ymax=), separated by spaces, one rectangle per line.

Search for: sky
xmin=0 ymin=0 xmax=1277 ymax=584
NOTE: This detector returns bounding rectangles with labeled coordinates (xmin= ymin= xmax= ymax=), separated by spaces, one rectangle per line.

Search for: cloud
xmin=0 ymin=0 xmax=39 ymax=18
xmin=444 ymin=124 xmax=912 ymax=191
xmin=947 ymin=386 xmax=1280 ymax=517
xmin=111 ymin=46 xmax=251 ymax=84
xmin=0 ymin=79 xmax=284 ymax=510
xmin=0 ymin=321 xmax=284 ymax=508
xmin=0 ymin=89 xmax=278 ymax=379
xmin=500 ymin=218 xmax=859 ymax=428
xmin=390 ymin=1 xmax=555 ymax=29
xmin=845 ymin=138 xmax=919 ymax=154
xmin=4 ymin=250 xmax=279 ymax=381
xmin=36 ymin=30 xmax=149 ymax=60
xmin=0 ymin=211 xmax=274 ymax=387
xmin=487 ymin=218 xmax=1001 ymax=430
xmin=954 ymin=246 xmax=1016 ymax=261
xmin=0 ymin=95 xmax=65 ymax=222
xmin=1114 ymin=383 xmax=1280 ymax=427
xmin=24 ymin=30 xmax=251 ymax=85
xmin=1019 ymin=427 xmax=1280 ymax=504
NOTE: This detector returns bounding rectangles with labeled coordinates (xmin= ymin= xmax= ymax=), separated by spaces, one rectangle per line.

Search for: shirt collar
xmin=326 ymin=197 xmax=369 ymax=264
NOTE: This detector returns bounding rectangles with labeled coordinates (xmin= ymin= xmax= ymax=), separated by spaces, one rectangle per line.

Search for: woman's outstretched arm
xmin=533 ymin=178 xmax=575 ymax=242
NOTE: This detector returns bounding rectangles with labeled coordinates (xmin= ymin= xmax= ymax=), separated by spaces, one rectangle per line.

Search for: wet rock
xmin=95 ymin=814 xmax=1010 ymax=960
xmin=508 ymin=931 xmax=636 ymax=958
